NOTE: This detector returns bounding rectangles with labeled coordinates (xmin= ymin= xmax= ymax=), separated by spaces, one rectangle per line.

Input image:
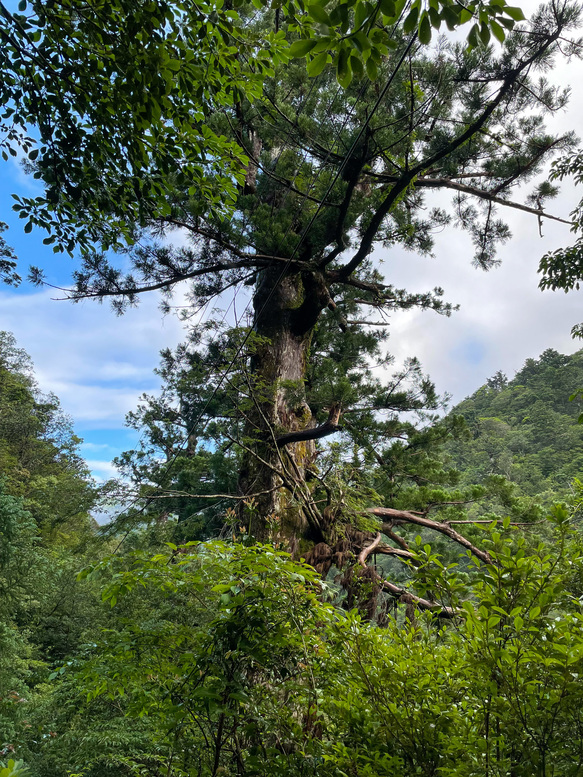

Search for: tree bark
xmin=238 ymin=266 xmax=330 ymax=548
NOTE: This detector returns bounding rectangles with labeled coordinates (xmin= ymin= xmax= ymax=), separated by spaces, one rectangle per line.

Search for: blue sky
xmin=2 ymin=8 xmax=583 ymax=483
xmin=0 ymin=156 xmax=188 ymax=479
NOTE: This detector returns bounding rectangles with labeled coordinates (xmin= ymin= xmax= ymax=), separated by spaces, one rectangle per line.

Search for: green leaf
xmin=428 ymin=6 xmax=441 ymax=29
xmin=336 ymin=46 xmax=352 ymax=87
xmin=379 ymin=0 xmax=395 ymax=17
xmin=312 ymin=36 xmax=333 ymax=52
xmin=403 ymin=5 xmax=419 ymax=33
xmin=504 ymin=5 xmax=526 ymax=21
xmin=489 ymin=19 xmax=506 ymax=42
xmin=329 ymin=3 xmax=349 ymax=25
xmin=288 ymin=38 xmax=318 ymax=58
xmin=350 ymin=53 xmax=364 ymax=79
xmin=307 ymin=3 xmax=332 ymax=25
xmin=467 ymin=23 xmax=479 ymax=47
xmin=354 ymin=0 xmax=374 ymax=29
xmin=365 ymin=56 xmax=378 ymax=80
xmin=18 ymin=0 xmax=27 ymax=9
xmin=350 ymin=31 xmax=371 ymax=52
xmin=418 ymin=13 xmax=432 ymax=43
xmin=442 ymin=5 xmax=460 ymax=29
xmin=479 ymin=22 xmax=491 ymax=45
xmin=306 ymin=51 xmax=329 ymax=76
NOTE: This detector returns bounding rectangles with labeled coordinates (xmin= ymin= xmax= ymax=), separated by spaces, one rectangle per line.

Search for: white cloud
xmin=80 ymin=442 xmax=116 ymax=452
xmin=0 ymin=288 xmax=186 ymax=427
xmin=84 ymin=459 xmax=119 ymax=478
xmin=45 ymin=381 xmax=145 ymax=424
xmin=383 ymin=199 xmax=583 ymax=404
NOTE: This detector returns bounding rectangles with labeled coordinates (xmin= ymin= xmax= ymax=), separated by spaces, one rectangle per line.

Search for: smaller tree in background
xmin=0 ymin=333 xmax=107 ymax=765
xmin=450 ymin=348 xmax=583 ymax=503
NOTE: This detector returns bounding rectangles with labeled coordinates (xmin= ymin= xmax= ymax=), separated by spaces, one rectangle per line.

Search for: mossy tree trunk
xmin=238 ymin=266 xmax=331 ymax=548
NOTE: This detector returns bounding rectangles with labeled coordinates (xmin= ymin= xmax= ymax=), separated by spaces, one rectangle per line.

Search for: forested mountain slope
xmin=0 ymin=332 xmax=101 ymax=761
xmin=0 ymin=333 xmax=94 ymax=536
xmin=448 ymin=348 xmax=583 ymax=502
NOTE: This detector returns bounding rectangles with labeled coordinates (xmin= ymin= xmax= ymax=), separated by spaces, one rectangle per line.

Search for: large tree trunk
xmin=238 ymin=266 xmax=330 ymax=549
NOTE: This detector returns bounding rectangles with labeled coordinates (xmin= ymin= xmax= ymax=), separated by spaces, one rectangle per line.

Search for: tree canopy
xmin=449 ymin=348 xmax=583 ymax=503
xmin=0 ymin=0 xmax=527 ymax=265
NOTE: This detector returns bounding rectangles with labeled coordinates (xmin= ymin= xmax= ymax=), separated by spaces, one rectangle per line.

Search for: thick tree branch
xmin=319 ymin=135 xmax=371 ymax=269
xmin=382 ymin=524 xmax=414 ymax=553
xmin=357 ymin=532 xmax=455 ymax=616
xmin=367 ymin=507 xmax=493 ymax=565
xmin=380 ymin=579 xmax=457 ymax=617
xmin=358 ymin=532 xmax=382 ymax=566
xmin=375 ymin=544 xmax=416 ymax=561
xmin=276 ymin=404 xmax=342 ymax=448
xmin=65 ymin=255 xmax=311 ymax=300
xmin=157 ymin=218 xmax=305 ymax=265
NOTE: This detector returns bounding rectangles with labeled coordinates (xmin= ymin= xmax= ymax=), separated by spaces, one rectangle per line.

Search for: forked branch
xmin=358 ymin=533 xmax=456 ymax=617
xmin=367 ymin=507 xmax=493 ymax=565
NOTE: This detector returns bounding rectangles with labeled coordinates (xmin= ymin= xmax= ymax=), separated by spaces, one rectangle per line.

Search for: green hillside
xmin=449 ymin=348 xmax=583 ymax=502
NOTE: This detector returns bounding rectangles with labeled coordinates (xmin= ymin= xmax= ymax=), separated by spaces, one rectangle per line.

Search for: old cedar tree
xmin=62 ymin=4 xmax=581 ymax=577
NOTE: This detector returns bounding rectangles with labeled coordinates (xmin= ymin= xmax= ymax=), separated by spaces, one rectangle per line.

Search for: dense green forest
xmin=6 ymin=0 xmax=583 ymax=774
xmin=4 ymin=333 xmax=583 ymax=776
xmin=449 ymin=348 xmax=583 ymax=504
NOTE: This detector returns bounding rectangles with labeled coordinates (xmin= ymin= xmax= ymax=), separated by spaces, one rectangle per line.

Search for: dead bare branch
xmin=367 ymin=507 xmax=493 ymax=565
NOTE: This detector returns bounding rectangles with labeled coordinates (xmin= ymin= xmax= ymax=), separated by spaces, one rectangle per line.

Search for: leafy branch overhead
xmin=1 ymin=0 xmax=526 ymax=262
xmin=290 ymin=0 xmax=527 ymax=86
xmin=51 ymin=1 xmax=579 ymax=314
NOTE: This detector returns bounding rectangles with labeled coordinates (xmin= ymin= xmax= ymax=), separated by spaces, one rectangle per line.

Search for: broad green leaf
xmin=490 ymin=19 xmax=506 ymax=42
xmin=428 ymin=6 xmax=441 ymax=29
xmin=306 ymin=51 xmax=329 ymax=76
xmin=467 ymin=22 xmax=479 ymax=47
xmin=336 ymin=46 xmax=351 ymax=87
xmin=365 ymin=56 xmax=378 ymax=80
xmin=307 ymin=3 xmax=332 ymax=25
xmin=379 ymin=0 xmax=395 ymax=17
xmin=289 ymin=38 xmax=319 ymax=57
xmin=403 ymin=5 xmax=419 ymax=33
xmin=505 ymin=5 xmax=526 ymax=21
xmin=419 ymin=13 xmax=432 ymax=43
xmin=350 ymin=53 xmax=364 ymax=79
xmin=479 ymin=22 xmax=491 ymax=44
